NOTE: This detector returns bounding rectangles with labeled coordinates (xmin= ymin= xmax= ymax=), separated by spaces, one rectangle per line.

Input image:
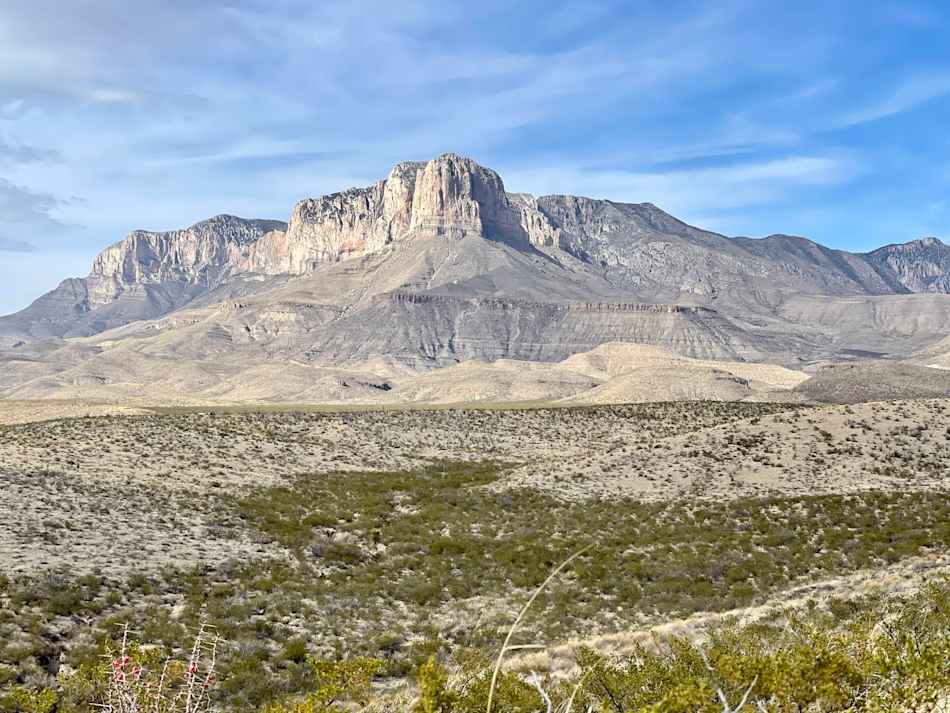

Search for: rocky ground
xmin=503 ymin=398 xmax=950 ymax=500
xmin=1 ymin=399 xmax=948 ymax=576
xmin=1 ymin=398 xmax=948 ymax=709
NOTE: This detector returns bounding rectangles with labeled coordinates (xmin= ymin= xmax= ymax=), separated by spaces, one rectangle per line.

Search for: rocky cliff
xmin=90 ymin=214 xmax=286 ymax=304
xmin=1 ymin=153 xmax=949 ymax=369
xmin=239 ymin=154 xmax=531 ymax=275
xmin=865 ymin=237 xmax=950 ymax=293
xmin=0 ymin=215 xmax=285 ymax=339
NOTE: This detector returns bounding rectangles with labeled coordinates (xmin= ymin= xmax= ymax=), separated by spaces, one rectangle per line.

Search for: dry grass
xmin=2 ymin=400 xmax=949 ymax=576
xmin=0 ymin=400 xmax=149 ymax=426
xmin=502 ymin=399 xmax=950 ymax=501
xmin=1 ymin=398 xmax=948 ymax=709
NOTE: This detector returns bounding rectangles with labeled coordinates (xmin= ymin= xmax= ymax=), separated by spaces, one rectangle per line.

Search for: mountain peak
xmin=865 ymin=235 xmax=950 ymax=293
xmin=408 ymin=152 xmax=517 ymax=241
xmin=265 ymin=153 xmax=529 ymax=274
xmin=869 ymin=235 xmax=947 ymax=254
xmin=5 ymin=152 xmax=950 ymax=349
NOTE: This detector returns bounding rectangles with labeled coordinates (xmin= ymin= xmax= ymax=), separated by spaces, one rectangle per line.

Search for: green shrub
xmin=415 ymin=655 xmax=456 ymax=713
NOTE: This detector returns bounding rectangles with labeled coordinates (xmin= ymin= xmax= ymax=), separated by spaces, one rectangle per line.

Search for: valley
xmin=1 ymin=398 xmax=948 ymax=710
xmin=2 ymin=154 xmax=949 ymax=711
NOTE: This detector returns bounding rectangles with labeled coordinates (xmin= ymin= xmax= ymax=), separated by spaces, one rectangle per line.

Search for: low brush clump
xmin=408 ymin=578 xmax=950 ymax=712
xmin=2 ymin=462 xmax=949 ymax=710
xmin=5 ymin=578 xmax=949 ymax=712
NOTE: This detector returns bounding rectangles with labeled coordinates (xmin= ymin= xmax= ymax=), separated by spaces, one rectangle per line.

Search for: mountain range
xmin=2 ymin=153 xmax=949 ymax=404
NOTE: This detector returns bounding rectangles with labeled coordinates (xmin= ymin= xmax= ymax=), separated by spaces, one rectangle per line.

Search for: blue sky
xmin=1 ymin=0 xmax=949 ymax=314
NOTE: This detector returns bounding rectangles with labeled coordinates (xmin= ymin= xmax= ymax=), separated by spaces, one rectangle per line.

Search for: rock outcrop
xmin=89 ymin=214 xmax=286 ymax=305
xmin=865 ymin=237 xmax=950 ymax=293
xmin=0 ymin=215 xmax=284 ymax=338
xmin=408 ymin=154 xmax=526 ymax=244
xmin=240 ymin=154 xmax=531 ymax=274
xmin=1 ymin=153 xmax=949 ymax=374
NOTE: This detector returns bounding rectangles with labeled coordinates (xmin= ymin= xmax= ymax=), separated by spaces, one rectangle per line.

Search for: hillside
xmin=1 ymin=154 xmax=949 ymax=405
xmin=1 ymin=399 xmax=948 ymax=710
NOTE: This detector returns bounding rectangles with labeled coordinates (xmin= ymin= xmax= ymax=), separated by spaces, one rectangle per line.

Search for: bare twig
xmin=560 ymin=669 xmax=593 ymax=713
xmin=98 ymin=622 xmax=220 ymax=713
xmin=700 ymin=647 xmax=758 ymax=712
xmin=528 ymin=672 xmax=553 ymax=713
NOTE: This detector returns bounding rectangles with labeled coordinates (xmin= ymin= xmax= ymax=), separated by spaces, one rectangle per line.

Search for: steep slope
xmin=0 ymin=215 xmax=286 ymax=339
xmin=525 ymin=199 xmax=900 ymax=311
xmin=864 ymin=237 xmax=950 ymax=293
xmin=1 ymin=153 xmax=949 ymax=400
xmin=774 ymin=292 xmax=950 ymax=355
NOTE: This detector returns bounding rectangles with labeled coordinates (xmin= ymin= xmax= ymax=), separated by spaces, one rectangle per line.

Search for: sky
xmin=1 ymin=0 xmax=949 ymax=314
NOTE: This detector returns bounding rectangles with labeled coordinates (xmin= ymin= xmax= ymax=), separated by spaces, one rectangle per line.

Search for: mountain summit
xmin=865 ymin=236 xmax=950 ymax=293
xmin=2 ymin=154 xmax=950 ymax=388
xmin=241 ymin=154 xmax=532 ymax=275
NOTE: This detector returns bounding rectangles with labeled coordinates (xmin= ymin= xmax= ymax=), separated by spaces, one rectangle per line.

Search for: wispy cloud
xmin=504 ymin=154 xmax=861 ymax=219
xmin=85 ymin=88 xmax=142 ymax=104
xmin=0 ymin=137 xmax=60 ymax=165
xmin=0 ymin=237 xmax=35 ymax=252
xmin=0 ymin=177 xmax=70 ymax=232
xmin=836 ymin=73 xmax=950 ymax=128
xmin=635 ymin=116 xmax=802 ymax=168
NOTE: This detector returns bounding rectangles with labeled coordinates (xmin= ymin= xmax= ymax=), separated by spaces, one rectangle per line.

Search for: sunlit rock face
xmin=865 ymin=237 xmax=950 ymax=293
xmin=2 ymin=152 xmax=949 ymax=366
xmin=88 ymin=214 xmax=286 ymax=305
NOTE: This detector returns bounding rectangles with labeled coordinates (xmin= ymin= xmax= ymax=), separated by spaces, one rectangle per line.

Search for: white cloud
xmin=85 ymin=88 xmax=141 ymax=104
xmin=836 ymin=74 xmax=950 ymax=128
xmin=503 ymin=155 xmax=861 ymax=218
xmin=642 ymin=115 xmax=802 ymax=165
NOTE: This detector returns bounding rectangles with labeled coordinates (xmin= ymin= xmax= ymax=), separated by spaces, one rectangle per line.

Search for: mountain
xmin=0 ymin=214 xmax=286 ymax=340
xmin=1 ymin=153 xmax=949 ymax=403
xmin=865 ymin=237 xmax=950 ymax=293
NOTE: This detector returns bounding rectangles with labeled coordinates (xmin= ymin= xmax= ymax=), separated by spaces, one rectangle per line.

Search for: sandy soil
xmin=502 ymin=399 xmax=950 ymax=501
xmin=1 ymin=343 xmax=809 ymax=407
xmin=1 ymin=399 xmax=948 ymax=575
xmin=0 ymin=399 xmax=149 ymax=425
xmin=510 ymin=551 xmax=950 ymax=677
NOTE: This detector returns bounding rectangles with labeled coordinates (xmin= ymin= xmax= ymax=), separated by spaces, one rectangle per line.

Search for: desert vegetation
xmin=1 ymin=460 xmax=948 ymax=709
xmin=3 ymin=570 xmax=948 ymax=711
xmin=2 ymin=400 xmax=948 ymax=710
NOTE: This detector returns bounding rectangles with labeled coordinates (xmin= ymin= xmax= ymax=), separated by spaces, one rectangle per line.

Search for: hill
xmin=1 ymin=154 xmax=949 ymax=402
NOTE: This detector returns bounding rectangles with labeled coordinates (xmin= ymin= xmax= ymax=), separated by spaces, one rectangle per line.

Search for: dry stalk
xmin=98 ymin=622 xmax=220 ymax=713
xmin=699 ymin=647 xmax=759 ymax=712
xmin=486 ymin=545 xmax=592 ymax=713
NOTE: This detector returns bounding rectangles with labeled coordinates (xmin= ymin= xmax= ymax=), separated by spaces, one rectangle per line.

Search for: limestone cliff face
xmin=409 ymin=154 xmax=525 ymax=243
xmin=245 ymin=185 xmax=388 ymax=274
xmin=243 ymin=154 xmax=533 ymax=274
xmin=866 ymin=237 xmax=950 ymax=293
xmin=4 ymin=152 xmax=950 ymax=352
xmin=89 ymin=215 xmax=286 ymax=306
